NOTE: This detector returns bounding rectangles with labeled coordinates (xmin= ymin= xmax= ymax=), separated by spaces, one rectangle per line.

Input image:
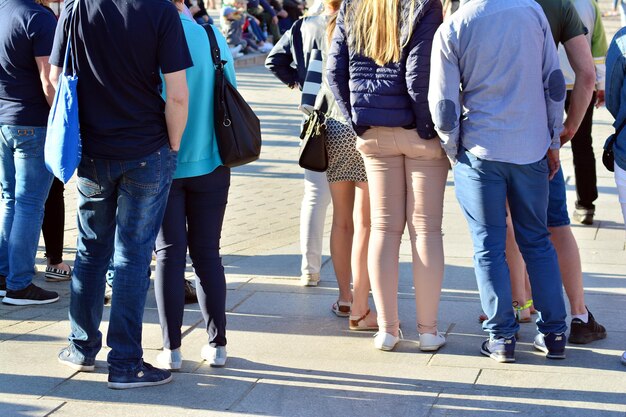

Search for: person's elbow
xmin=166 ymin=84 xmax=189 ymax=108
xmin=576 ymin=65 xmax=596 ymax=92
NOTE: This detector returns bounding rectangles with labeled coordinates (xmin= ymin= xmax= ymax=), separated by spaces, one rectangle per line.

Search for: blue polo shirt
xmin=0 ymin=0 xmax=57 ymax=126
xmin=49 ymin=0 xmax=193 ymax=160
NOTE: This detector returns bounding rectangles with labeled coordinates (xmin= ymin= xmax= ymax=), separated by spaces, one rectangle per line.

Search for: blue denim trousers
xmin=0 ymin=125 xmax=53 ymax=290
xmin=68 ymin=144 xmax=176 ymax=373
xmin=154 ymin=166 xmax=230 ymax=350
xmin=453 ymin=149 xmax=567 ymax=338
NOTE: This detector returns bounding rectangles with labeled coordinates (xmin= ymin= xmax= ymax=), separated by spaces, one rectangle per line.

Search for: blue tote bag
xmin=45 ymin=1 xmax=81 ymax=184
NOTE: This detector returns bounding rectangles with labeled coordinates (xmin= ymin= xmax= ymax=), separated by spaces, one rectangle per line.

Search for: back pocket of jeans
xmin=77 ymin=158 xmax=102 ymax=198
xmin=121 ymin=152 xmax=161 ymax=198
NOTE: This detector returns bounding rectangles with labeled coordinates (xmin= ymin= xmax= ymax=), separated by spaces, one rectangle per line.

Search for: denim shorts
xmin=547 ymin=167 xmax=570 ymax=227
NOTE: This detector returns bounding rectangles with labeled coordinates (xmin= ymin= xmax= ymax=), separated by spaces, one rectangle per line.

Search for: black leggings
xmin=42 ymin=178 xmax=65 ymax=265
xmin=154 ymin=166 xmax=230 ymax=349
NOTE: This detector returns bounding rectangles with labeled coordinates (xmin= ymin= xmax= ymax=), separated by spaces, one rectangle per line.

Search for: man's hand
xmin=596 ymin=90 xmax=605 ymax=108
xmin=560 ymin=124 xmax=576 ymax=146
xmin=547 ymin=148 xmax=560 ymax=180
xmin=272 ymin=15 xmax=278 ymax=25
xmin=189 ymin=5 xmax=201 ymax=14
xmin=277 ymin=9 xmax=288 ymax=18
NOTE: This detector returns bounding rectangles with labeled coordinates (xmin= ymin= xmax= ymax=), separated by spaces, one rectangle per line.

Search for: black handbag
xmin=299 ymin=108 xmax=328 ymax=172
xmin=603 ymin=117 xmax=626 ymax=172
xmin=203 ymin=24 xmax=262 ymax=167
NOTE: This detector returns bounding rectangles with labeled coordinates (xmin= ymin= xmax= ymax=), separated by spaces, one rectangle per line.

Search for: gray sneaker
xmin=58 ymin=345 xmax=95 ymax=372
xmin=201 ymin=345 xmax=227 ymax=367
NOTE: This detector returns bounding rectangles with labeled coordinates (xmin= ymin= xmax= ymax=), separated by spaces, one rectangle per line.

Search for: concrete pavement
xmin=1 ymin=4 xmax=626 ymax=416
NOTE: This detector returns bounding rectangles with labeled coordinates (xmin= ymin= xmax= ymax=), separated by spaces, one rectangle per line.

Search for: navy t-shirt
xmin=49 ymin=0 xmax=193 ymax=160
xmin=0 ymin=0 xmax=57 ymax=126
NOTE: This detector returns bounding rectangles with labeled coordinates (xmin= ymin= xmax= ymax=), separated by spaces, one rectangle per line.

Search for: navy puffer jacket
xmin=327 ymin=0 xmax=442 ymax=138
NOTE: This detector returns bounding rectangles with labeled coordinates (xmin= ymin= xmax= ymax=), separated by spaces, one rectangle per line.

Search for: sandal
xmin=331 ymin=300 xmax=351 ymax=317
xmin=45 ymin=264 xmax=72 ymax=282
xmin=349 ymin=309 xmax=378 ymax=331
xmin=513 ymin=299 xmax=533 ymax=323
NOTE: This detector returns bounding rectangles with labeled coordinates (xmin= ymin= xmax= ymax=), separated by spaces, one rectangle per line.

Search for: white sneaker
xmin=201 ymin=345 xmax=227 ymax=367
xmin=419 ymin=332 xmax=446 ymax=352
xmin=300 ymin=273 xmax=320 ymax=287
xmin=374 ymin=330 xmax=402 ymax=351
xmin=156 ymin=348 xmax=182 ymax=371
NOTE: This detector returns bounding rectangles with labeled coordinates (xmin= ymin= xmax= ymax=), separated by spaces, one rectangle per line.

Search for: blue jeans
xmin=154 ymin=166 xmax=230 ymax=350
xmin=0 ymin=125 xmax=53 ymax=290
xmin=453 ymin=149 xmax=567 ymax=338
xmin=68 ymin=144 xmax=176 ymax=373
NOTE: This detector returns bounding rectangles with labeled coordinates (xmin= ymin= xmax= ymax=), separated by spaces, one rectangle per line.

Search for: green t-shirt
xmin=535 ymin=0 xmax=587 ymax=45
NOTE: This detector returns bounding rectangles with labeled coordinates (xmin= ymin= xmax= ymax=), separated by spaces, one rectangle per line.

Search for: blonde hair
xmin=325 ymin=0 xmax=343 ymax=44
xmin=348 ymin=0 xmax=417 ymax=66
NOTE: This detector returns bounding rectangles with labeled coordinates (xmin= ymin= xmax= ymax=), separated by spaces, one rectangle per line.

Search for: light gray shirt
xmin=428 ymin=0 xmax=565 ymax=164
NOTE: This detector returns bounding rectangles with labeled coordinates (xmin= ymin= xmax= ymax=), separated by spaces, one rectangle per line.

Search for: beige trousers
xmin=357 ymin=127 xmax=448 ymax=334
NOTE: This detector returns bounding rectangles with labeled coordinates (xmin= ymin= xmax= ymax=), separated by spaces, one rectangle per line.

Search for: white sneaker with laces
xmin=419 ymin=332 xmax=446 ymax=351
xmin=156 ymin=348 xmax=182 ymax=371
xmin=201 ymin=345 xmax=227 ymax=367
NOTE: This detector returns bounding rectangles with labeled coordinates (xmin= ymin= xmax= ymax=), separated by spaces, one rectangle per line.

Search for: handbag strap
xmin=203 ymin=24 xmax=225 ymax=71
xmin=62 ymin=0 xmax=80 ymax=76
xmin=202 ymin=24 xmax=232 ymax=127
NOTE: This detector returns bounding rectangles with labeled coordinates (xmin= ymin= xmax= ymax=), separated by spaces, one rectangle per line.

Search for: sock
xmin=572 ymin=311 xmax=589 ymax=323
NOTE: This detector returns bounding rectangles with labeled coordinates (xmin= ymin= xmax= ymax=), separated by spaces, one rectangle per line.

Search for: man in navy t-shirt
xmin=50 ymin=0 xmax=192 ymax=389
xmin=0 ymin=0 xmax=58 ymax=306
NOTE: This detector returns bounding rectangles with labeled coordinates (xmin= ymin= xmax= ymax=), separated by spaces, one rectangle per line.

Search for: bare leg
xmin=329 ymin=181 xmax=355 ymax=304
xmin=350 ymin=182 xmax=375 ymax=325
xmin=549 ymin=225 xmax=586 ymax=315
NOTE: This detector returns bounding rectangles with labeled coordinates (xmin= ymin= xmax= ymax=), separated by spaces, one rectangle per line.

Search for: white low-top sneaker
xmin=300 ymin=273 xmax=320 ymax=287
xmin=201 ymin=345 xmax=227 ymax=367
xmin=156 ymin=348 xmax=182 ymax=371
xmin=374 ymin=330 xmax=402 ymax=351
xmin=419 ymin=332 xmax=446 ymax=352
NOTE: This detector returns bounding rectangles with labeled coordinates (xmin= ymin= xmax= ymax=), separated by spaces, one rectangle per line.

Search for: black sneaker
xmin=534 ymin=332 xmax=566 ymax=359
xmin=107 ymin=361 xmax=172 ymax=389
xmin=568 ymin=309 xmax=607 ymax=344
xmin=480 ymin=336 xmax=516 ymax=363
xmin=572 ymin=206 xmax=594 ymax=225
xmin=184 ymin=279 xmax=197 ymax=304
xmin=2 ymin=283 xmax=59 ymax=305
xmin=0 ymin=275 xmax=6 ymax=297
xmin=58 ymin=345 xmax=95 ymax=372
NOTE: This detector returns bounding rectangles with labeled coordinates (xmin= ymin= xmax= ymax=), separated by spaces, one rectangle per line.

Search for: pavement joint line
xmin=43 ymin=401 xmax=67 ymax=417
xmin=228 ymin=290 xmax=257 ymax=313
xmin=225 ymin=377 xmax=261 ymax=411
xmin=180 ymin=316 xmax=205 ymax=341
xmin=472 ymin=368 xmax=483 ymax=386
xmin=39 ymin=371 xmax=80 ymax=400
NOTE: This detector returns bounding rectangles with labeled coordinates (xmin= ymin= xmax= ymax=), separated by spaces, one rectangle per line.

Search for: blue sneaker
xmin=58 ymin=345 xmax=95 ymax=372
xmin=533 ymin=332 xmax=566 ymax=359
xmin=480 ymin=336 xmax=516 ymax=363
xmin=107 ymin=361 xmax=172 ymax=389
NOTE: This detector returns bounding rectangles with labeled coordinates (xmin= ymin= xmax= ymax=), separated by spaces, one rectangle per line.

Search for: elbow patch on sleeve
xmin=549 ymin=69 xmax=566 ymax=101
xmin=434 ymin=99 xmax=458 ymax=132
